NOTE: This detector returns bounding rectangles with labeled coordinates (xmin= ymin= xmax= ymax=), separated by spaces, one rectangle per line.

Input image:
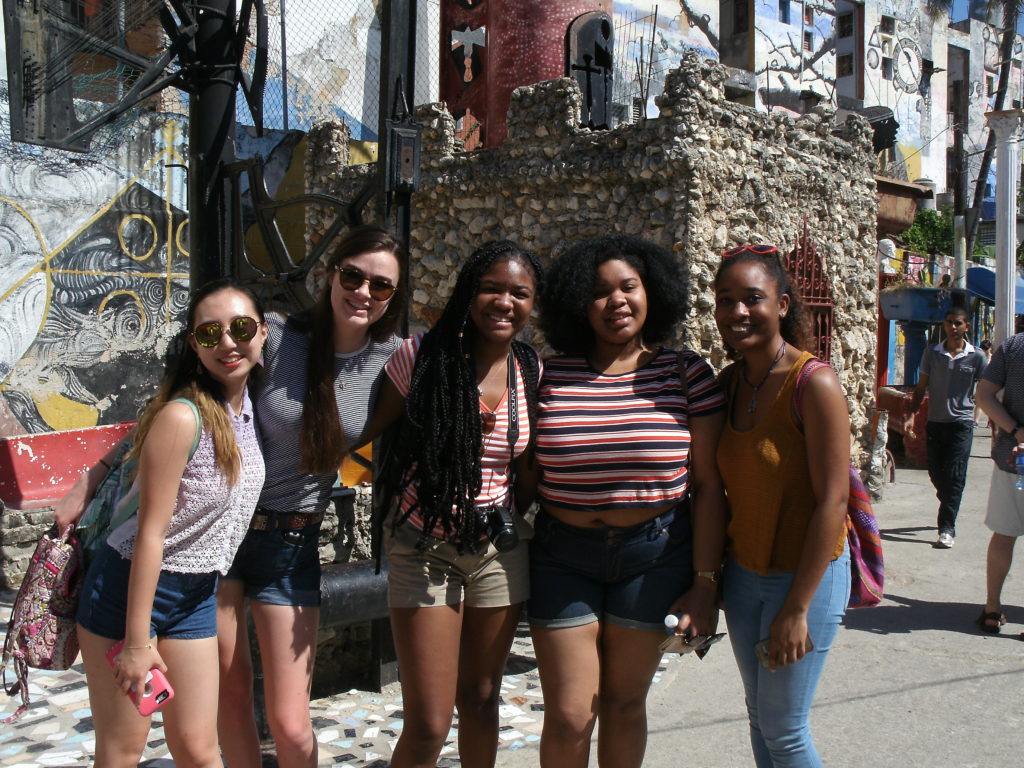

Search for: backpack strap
xmin=676 ymin=350 xmax=693 ymax=400
xmin=169 ymin=397 xmax=203 ymax=460
xmin=791 ymin=357 xmax=830 ymax=434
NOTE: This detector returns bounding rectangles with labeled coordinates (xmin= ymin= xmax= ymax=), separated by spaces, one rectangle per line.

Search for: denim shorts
xmin=76 ymin=544 xmax=219 ymax=640
xmin=527 ymin=502 xmax=693 ymax=632
xmin=222 ymin=523 xmax=322 ymax=607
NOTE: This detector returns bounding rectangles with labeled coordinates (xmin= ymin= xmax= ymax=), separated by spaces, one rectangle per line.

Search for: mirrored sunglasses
xmin=192 ymin=315 xmax=261 ymax=348
xmin=336 ymin=266 xmax=397 ymax=301
xmin=721 ymin=244 xmax=780 ymax=259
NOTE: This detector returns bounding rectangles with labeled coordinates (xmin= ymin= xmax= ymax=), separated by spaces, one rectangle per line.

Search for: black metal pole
xmin=189 ymin=0 xmax=238 ymax=287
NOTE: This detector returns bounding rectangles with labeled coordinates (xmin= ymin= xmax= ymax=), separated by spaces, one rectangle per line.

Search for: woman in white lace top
xmin=72 ymin=279 xmax=268 ymax=768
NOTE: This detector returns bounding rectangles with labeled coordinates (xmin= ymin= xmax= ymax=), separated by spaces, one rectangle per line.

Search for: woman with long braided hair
xmin=358 ymin=239 xmax=543 ymax=768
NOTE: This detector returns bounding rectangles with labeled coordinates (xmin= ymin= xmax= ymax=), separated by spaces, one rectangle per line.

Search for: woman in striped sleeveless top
xmin=358 ymin=240 xmax=544 ymax=768
xmin=528 ymin=235 xmax=728 ymax=768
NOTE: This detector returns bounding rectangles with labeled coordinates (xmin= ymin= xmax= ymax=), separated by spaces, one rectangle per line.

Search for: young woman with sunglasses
xmin=356 ymin=240 xmax=543 ymax=768
xmin=713 ymin=244 xmax=850 ymax=768
xmin=529 ymin=235 xmax=728 ymax=768
xmin=72 ymin=278 xmax=268 ymax=768
xmin=216 ymin=224 xmax=404 ymax=768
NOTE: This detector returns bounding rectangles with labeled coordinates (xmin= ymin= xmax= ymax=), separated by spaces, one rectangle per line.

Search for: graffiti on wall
xmin=0 ymin=97 xmax=189 ymax=437
xmin=753 ymin=0 xmax=835 ymax=114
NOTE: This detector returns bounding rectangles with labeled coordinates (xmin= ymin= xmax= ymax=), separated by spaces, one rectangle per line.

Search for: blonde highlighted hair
xmin=130 ymin=279 xmax=266 ymax=485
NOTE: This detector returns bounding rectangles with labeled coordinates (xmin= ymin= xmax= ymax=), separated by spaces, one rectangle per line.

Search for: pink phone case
xmin=105 ymin=640 xmax=175 ymax=715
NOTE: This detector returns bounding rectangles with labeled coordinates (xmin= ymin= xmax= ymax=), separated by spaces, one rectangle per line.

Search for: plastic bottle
xmin=1016 ymin=444 xmax=1024 ymax=492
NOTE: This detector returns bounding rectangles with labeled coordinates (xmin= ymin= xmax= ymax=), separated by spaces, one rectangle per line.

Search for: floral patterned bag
xmin=0 ymin=524 xmax=82 ymax=722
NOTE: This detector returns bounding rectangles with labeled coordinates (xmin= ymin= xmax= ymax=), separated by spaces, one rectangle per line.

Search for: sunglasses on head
xmin=336 ymin=265 xmax=397 ymax=301
xmin=191 ymin=315 xmax=261 ymax=348
xmin=722 ymin=244 xmax=780 ymax=259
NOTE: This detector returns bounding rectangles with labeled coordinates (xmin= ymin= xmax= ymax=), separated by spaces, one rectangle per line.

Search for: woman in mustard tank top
xmin=713 ymin=244 xmax=851 ymax=768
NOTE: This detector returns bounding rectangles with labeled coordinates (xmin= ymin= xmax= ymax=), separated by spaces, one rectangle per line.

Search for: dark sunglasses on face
xmin=191 ymin=315 xmax=261 ymax=348
xmin=721 ymin=244 xmax=780 ymax=259
xmin=336 ymin=265 xmax=397 ymax=301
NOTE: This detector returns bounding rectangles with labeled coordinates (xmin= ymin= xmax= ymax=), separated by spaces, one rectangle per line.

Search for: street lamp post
xmin=985 ymin=108 xmax=1024 ymax=346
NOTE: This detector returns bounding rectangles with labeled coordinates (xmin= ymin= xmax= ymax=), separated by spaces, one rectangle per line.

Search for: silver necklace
xmin=740 ymin=341 xmax=787 ymax=414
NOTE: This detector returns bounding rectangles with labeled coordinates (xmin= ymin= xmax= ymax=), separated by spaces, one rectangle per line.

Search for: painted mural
xmin=0 ymin=99 xmax=190 ymax=436
xmin=752 ymin=0 xmax=835 ymax=114
xmin=612 ymin=0 xmax=719 ymax=118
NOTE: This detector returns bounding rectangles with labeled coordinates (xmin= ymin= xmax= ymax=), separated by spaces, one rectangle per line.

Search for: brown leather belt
xmin=249 ymin=510 xmax=325 ymax=531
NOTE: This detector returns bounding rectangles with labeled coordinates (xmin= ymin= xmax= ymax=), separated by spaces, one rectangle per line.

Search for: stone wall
xmin=307 ymin=53 xmax=880 ymax=459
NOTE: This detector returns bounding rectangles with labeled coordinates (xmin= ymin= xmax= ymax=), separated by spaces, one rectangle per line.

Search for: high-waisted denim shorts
xmin=222 ymin=523 xmax=322 ymax=607
xmin=76 ymin=543 xmax=219 ymax=640
xmin=527 ymin=502 xmax=693 ymax=632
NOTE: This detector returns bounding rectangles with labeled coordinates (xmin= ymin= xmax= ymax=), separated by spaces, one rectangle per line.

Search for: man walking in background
xmin=908 ymin=306 xmax=987 ymax=548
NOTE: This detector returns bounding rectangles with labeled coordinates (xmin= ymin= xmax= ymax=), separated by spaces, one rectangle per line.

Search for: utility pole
xmin=189 ymin=0 xmax=238 ymax=287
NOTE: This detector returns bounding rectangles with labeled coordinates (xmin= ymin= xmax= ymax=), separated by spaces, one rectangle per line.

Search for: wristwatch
xmin=695 ymin=570 xmax=721 ymax=584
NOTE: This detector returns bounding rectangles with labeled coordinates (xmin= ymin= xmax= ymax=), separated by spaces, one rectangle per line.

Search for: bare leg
xmin=160 ymin=636 xmax=223 ymax=768
xmin=251 ymin=601 xmax=320 ymax=768
xmin=389 ymin=604 xmax=464 ymax=768
xmin=985 ymin=533 xmax=1017 ymax=614
xmin=531 ymin=622 xmax=602 ymax=768
xmin=78 ymin=625 xmax=151 ymax=768
xmin=455 ymin=604 xmax=523 ymax=767
xmin=216 ymin=579 xmax=261 ymax=768
xmin=594 ymin=624 xmax=664 ymax=768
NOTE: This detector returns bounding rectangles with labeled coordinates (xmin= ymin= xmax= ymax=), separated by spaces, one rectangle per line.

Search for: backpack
xmin=77 ymin=398 xmax=202 ymax=570
xmin=0 ymin=524 xmax=82 ymax=722
xmin=793 ymin=357 xmax=885 ymax=609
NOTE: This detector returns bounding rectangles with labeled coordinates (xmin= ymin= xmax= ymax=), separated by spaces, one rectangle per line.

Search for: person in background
xmin=973 ymin=339 xmax=992 ymax=428
xmin=973 ymin=327 xmax=1024 ymax=636
xmin=528 ymin=234 xmax=727 ymax=768
xmin=907 ymin=306 xmax=987 ymax=548
xmin=74 ymin=279 xmax=268 ymax=768
xmin=713 ymin=244 xmax=850 ymax=768
xmin=358 ymin=240 xmax=543 ymax=768
xmin=217 ymin=225 xmax=404 ymax=768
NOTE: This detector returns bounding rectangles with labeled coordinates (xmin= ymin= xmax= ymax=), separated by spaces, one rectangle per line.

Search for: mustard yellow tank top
xmin=717 ymin=352 xmax=846 ymax=574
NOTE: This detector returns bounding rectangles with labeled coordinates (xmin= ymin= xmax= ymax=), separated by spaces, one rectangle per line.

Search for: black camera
xmin=477 ymin=505 xmax=519 ymax=552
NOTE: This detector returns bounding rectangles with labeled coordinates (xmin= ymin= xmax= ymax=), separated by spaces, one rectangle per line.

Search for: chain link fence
xmin=239 ymin=0 xmax=440 ymax=142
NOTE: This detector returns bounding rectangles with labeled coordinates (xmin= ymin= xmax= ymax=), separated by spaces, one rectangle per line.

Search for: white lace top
xmin=108 ymin=391 xmax=265 ymax=574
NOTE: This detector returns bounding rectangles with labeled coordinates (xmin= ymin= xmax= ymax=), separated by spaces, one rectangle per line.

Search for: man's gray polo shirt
xmin=919 ymin=340 xmax=987 ymax=423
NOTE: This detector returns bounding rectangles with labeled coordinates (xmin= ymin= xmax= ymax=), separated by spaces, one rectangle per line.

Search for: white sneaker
xmin=937 ymin=532 xmax=954 ymax=548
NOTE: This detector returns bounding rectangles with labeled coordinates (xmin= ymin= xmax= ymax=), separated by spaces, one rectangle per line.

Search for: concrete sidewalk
xmin=2 ymin=428 xmax=1022 ymax=766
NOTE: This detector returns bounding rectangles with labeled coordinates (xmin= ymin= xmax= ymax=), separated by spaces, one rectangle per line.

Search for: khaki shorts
xmin=385 ymin=515 xmax=532 ymax=609
xmin=985 ymin=466 xmax=1024 ymax=537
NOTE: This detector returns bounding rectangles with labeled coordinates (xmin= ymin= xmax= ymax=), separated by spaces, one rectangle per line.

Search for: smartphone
xmin=754 ymin=636 xmax=814 ymax=668
xmin=105 ymin=639 xmax=175 ymax=716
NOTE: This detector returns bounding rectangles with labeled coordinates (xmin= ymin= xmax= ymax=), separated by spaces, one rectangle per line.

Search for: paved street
xmin=2 ymin=427 xmax=1022 ymax=766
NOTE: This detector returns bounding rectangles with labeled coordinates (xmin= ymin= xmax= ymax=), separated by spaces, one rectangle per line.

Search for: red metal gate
xmin=784 ymin=221 xmax=834 ymax=362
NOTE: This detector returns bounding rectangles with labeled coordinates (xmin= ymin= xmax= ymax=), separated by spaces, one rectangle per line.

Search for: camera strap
xmin=506 ymin=350 xmax=519 ymax=455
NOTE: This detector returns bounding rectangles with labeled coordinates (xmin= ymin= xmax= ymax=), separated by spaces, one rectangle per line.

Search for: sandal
xmin=975 ymin=610 xmax=1006 ymax=634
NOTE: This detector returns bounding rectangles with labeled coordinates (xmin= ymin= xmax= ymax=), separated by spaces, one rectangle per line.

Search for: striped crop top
xmin=536 ymin=348 xmax=726 ymax=512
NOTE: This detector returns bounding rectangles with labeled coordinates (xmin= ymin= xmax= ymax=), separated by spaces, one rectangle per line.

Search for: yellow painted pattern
xmin=339 ymin=443 xmax=373 ymax=487
xmin=32 ymin=392 xmax=99 ymax=431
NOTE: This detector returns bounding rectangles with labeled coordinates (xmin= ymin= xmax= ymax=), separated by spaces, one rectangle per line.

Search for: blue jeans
xmin=925 ymin=420 xmax=974 ymax=536
xmin=723 ymin=550 xmax=850 ymax=768
xmin=222 ymin=524 xmax=322 ymax=607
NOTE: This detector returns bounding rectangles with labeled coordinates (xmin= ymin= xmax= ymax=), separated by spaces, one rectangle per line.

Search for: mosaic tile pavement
xmin=0 ymin=593 xmax=681 ymax=766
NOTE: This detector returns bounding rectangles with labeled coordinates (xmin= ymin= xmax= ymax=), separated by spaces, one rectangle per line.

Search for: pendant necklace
xmin=741 ymin=341 xmax=787 ymax=414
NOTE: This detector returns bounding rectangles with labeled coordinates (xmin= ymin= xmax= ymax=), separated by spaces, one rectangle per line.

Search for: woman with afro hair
xmin=357 ymin=240 xmax=544 ymax=768
xmin=528 ymin=234 xmax=728 ymax=767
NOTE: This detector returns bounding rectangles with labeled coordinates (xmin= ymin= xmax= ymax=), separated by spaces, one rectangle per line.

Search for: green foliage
xmin=902 ymin=208 xmax=954 ymax=256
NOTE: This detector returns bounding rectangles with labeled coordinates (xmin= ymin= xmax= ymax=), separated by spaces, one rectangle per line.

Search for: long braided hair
xmin=394 ymin=241 xmax=544 ymax=552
